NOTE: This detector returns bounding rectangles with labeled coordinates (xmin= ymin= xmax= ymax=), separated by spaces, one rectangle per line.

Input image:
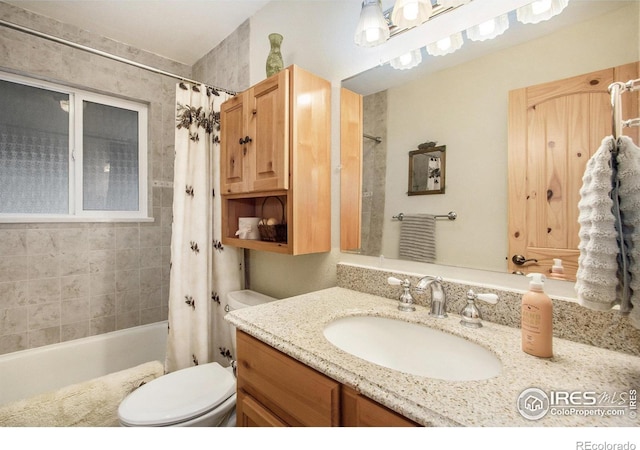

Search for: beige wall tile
xmin=61 ymin=297 xmax=90 ymax=325
xmin=28 ymin=303 xmax=60 ymax=330
xmin=0 ymin=307 xmax=27 ymax=335
xmin=0 ymin=230 xmax=27 ymax=256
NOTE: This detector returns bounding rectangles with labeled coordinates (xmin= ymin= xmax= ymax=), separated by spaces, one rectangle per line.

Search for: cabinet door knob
xmin=244 ymin=136 xmax=252 ymax=143
xmin=252 ymin=109 xmax=257 ymax=115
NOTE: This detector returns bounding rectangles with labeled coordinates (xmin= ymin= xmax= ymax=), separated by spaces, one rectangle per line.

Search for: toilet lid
xmin=118 ymin=362 xmax=236 ymax=426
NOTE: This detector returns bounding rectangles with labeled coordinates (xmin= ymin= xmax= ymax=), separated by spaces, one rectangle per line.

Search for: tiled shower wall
xmin=360 ymin=91 xmax=387 ymax=256
xmin=0 ymin=2 xmax=250 ymax=355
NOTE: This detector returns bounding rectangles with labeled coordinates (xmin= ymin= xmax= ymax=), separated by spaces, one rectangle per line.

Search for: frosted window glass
xmin=83 ymin=101 xmax=139 ymax=211
xmin=0 ymin=80 xmax=69 ymax=214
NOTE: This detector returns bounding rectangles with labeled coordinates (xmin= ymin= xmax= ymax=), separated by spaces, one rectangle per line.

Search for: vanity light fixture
xmin=465 ymin=13 xmax=509 ymax=42
xmin=516 ymin=0 xmax=569 ymax=25
xmin=390 ymin=48 xmax=423 ymax=70
xmin=426 ymin=31 xmax=463 ymax=56
xmin=354 ymin=0 xmax=390 ymax=47
xmin=391 ymin=0 xmax=433 ymax=29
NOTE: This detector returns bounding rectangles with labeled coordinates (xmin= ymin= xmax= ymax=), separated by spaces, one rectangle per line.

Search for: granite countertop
xmin=225 ymin=287 xmax=640 ymax=427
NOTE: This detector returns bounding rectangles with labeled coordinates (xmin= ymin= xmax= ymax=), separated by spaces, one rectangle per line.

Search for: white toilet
xmin=118 ymin=289 xmax=276 ymax=427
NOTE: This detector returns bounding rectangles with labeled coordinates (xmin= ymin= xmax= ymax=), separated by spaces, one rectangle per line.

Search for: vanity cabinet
xmin=236 ymin=331 xmax=340 ymax=426
xmin=220 ymin=65 xmax=331 ymax=255
xmin=235 ymin=331 xmax=419 ymax=427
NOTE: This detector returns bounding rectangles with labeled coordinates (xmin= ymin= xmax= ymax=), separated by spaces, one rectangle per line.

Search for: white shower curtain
xmin=166 ymin=83 xmax=242 ymax=373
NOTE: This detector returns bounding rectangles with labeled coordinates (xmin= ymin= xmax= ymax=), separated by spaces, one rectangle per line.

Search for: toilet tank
xmin=227 ymin=289 xmax=276 ymax=311
xmin=227 ymin=290 xmax=276 ymax=354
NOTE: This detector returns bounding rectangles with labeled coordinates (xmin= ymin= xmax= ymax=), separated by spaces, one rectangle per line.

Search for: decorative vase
xmin=266 ymin=33 xmax=284 ymax=78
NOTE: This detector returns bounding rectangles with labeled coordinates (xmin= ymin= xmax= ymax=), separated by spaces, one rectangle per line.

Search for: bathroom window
xmin=0 ymin=72 xmax=149 ymax=222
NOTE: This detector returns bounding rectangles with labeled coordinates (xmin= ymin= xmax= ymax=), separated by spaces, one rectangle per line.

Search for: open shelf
xmin=221 ymin=191 xmax=290 ymax=253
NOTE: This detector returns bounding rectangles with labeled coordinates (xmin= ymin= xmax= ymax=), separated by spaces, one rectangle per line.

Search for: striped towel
xmin=398 ymin=214 xmax=436 ymax=263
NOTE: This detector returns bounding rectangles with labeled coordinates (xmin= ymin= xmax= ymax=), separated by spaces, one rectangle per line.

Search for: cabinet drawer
xmin=237 ymin=390 xmax=287 ymax=427
xmin=341 ymin=386 xmax=419 ymax=427
xmin=237 ymin=331 xmax=340 ymax=426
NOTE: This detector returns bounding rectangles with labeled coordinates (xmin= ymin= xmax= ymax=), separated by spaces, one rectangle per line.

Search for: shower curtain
xmin=166 ymin=83 xmax=242 ymax=373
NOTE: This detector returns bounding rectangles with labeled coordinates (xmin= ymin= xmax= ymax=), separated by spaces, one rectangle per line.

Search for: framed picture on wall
xmin=408 ymin=145 xmax=445 ymax=195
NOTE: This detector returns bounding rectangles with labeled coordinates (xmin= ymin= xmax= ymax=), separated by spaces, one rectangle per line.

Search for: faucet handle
xmin=459 ymin=289 xmax=498 ymax=328
xmin=387 ymin=277 xmax=415 ymax=312
xmin=475 ymin=292 xmax=498 ymax=305
xmin=387 ymin=276 xmax=406 ymax=286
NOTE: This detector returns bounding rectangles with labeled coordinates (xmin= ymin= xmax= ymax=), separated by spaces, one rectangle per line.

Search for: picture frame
xmin=408 ymin=145 xmax=446 ymax=195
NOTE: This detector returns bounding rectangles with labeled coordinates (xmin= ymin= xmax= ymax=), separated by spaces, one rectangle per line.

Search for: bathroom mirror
xmin=340 ymin=1 xmax=639 ymax=274
xmin=408 ymin=145 xmax=445 ymax=195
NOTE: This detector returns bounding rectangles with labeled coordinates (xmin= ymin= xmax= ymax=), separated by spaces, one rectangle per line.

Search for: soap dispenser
xmin=521 ymin=273 xmax=553 ymax=358
xmin=548 ymin=258 xmax=566 ymax=280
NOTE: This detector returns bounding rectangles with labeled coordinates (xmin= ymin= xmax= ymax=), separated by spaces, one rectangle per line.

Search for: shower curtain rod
xmin=0 ymin=18 xmax=237 ymax=96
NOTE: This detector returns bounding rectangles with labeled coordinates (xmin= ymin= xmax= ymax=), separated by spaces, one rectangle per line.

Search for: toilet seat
xmin=118 ymin=362 xmax=236 ymax=426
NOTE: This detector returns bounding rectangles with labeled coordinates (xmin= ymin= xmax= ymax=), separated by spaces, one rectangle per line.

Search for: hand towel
xmin=398 ymin=214 xmax=436 ymax=263
xmin=575 ymin=136 xmax=620 ymax=310
xmin=615 ymin=136 xmax=640 ymax=328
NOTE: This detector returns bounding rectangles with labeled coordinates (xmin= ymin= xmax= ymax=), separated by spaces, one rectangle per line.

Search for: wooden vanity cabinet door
xmin=341 ymin=386 xmax=419 ymax=427
xmin=236 ymin=331 xmax=340 ymax=427
xmin=236 ymin=390 xmax=287 ymax=427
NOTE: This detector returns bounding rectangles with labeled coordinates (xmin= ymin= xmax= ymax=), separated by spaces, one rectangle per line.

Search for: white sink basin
xmin=323 ymin=316 xmax=501 ymax=381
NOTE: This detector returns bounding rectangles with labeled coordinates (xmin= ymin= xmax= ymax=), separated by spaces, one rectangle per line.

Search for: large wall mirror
xmin=340 ymin=1 xmax=639 ymax=278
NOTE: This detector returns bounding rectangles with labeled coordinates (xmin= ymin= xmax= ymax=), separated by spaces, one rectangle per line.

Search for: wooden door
xmin=249 ymin=69 xmax=289 ymax=192
xmin=220 ymin=93 xmax=250 ymax=194
xmin=340 ymin=87 xmax=363 ymax=252
xmin=508 ymin=62 xmax=639 ymax=280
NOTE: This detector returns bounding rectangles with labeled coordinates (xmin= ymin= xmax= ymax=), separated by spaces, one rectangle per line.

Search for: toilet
xmin=118 ymin=289 xmax=276 ymax=427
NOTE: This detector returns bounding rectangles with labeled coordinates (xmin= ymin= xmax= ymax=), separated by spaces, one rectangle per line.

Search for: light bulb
xmin=365 ymin=27 xmax=381 ymax=43
xmin=531 ymin=0 xmax=552 ymax=15
xmin=478 ymin=19 xmax=496 ymax=36
xmin=426 ymin=31 xmax=463 ymax=56
xmin=403 ymin=2 xmax=419 ymax=21
xmin=399 ymin=53 xmax=413 ymax=65
xmin=437 ymin=37 xmax=452 ymax=52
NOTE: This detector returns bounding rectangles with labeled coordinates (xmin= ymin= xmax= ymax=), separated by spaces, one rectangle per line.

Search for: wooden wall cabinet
xmin=220 ymin=65 xmax=331 ymax=255
xmin=235 ymin=331 xmax=419 ymax=427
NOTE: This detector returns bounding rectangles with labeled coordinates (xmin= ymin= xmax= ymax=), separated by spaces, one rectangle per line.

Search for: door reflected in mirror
xmin=408 ymin=145 xmax=445 ymax=195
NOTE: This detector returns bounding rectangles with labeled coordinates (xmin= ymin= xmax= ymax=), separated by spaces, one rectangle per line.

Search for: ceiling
xmin=4 ymin=0 xmax=270 ymax=65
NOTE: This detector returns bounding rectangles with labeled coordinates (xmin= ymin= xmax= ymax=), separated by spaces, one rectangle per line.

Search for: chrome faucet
xmin=416 ymin=276 xmax=447 ymax=318
xmin=387 ymin=277 xmax=416 ymax=312
xmin=459 ymin=289 xmax=499 ymax=328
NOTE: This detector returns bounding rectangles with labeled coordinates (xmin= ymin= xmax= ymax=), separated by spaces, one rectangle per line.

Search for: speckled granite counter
xmin=225 ymin=287 xmax=640 ymax=427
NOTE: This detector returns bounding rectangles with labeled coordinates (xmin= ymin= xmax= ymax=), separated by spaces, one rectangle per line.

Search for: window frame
xmin=0 ymin=72 xmax=150 ymax=223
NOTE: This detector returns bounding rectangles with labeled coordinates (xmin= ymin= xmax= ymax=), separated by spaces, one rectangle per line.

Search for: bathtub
xmin=0 ymin=321 xmax=167 ymax=406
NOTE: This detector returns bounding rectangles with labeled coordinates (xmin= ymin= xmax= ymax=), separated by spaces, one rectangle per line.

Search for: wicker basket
xmin=258 ymin=196 xmax=287 ymax=243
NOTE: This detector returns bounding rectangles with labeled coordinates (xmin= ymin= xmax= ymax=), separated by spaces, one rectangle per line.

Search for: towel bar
xmin=392 ymin=211 xmax=457 ymax=221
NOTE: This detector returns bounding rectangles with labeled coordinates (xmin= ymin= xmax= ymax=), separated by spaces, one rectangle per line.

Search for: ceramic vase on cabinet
xmin=266 ymin=33 xmax=284 ymax=77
